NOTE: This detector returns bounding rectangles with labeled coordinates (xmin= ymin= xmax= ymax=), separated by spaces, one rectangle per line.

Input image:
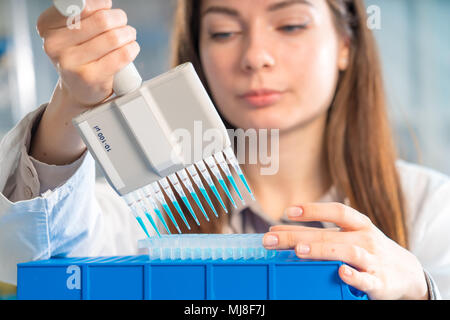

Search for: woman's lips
xmin=240 ymin=90 xmax=284 ymax=107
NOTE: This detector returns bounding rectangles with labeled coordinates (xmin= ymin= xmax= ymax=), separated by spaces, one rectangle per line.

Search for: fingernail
xmin=296 ymin=244 xmax=310 ymax=254
xmin=343 ymin=266 xmax=352 ymax=276
xmin=287 ymin=207 xmax=303 ymax=218
xmin=263 ymin=235 xmax=278 ymax=247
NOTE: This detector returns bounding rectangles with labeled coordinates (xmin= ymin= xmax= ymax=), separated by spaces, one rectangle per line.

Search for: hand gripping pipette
xmin=54 ymin=0 xmax=256 ymax=237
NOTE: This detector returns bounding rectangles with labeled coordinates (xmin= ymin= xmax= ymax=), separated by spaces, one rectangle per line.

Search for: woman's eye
xmin=279 ymin=24 xmax=308 ymax=33
xmin=210 ymin=32 xmax=234 ymax=40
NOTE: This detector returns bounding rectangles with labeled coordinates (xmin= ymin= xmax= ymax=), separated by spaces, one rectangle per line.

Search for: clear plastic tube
xmin=195 ymin=161 xmax=228 ymax=213
xmin=223 ymin=147 xmax=255 ymax=200
xmin=204 ymin=156 xmax=237 ymax=209
xmin=167 ymin=173 xmax=202 ymax=225
xmin=214 ymin=151 xmax=245 ymax=205
xmin=159 ymin=177 xmax=191 ymax=229
xmin=140 ymin=186 xmax=171 ymax=235
xmin=185 ymin=166 xmax=219 ymax=218
xmin=173 ymin=171 xmax=209 ymax=222
xmin=151 ymin=182 xmax=182 ymax=234
xmin=123 ymin=192 xmax=154 ymax=238
xmin=134 ymin=189 xmax=163 ymax=236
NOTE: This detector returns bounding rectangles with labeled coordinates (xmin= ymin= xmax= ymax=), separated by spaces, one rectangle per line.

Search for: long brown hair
xmin=169 ymin=0 xmax=408 ymax=248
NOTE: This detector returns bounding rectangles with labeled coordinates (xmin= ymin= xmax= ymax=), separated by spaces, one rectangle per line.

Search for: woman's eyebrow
xmin=268 ymin=0 xmax=314 ymax=12
xmin=202 ymin=0 xmax=313 ymax=18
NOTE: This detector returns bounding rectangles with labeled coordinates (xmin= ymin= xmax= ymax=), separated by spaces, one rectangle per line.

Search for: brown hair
xmin=169 ymin=0 xmax=408 ymax=248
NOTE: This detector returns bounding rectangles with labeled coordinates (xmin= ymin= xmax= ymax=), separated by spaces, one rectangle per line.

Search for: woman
xmin=0 ymin=0 xmax=448 ymax=299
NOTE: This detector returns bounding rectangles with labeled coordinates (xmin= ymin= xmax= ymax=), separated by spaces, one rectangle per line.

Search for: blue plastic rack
xmin=17 ymin=251 xmax=367 ymax=300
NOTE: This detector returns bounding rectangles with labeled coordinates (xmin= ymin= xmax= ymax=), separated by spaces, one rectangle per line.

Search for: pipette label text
xmin=93 ymin=125 xmax=112 ymax=152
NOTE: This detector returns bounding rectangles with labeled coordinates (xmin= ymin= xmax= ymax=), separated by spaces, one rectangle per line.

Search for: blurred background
xmin=0 ymin=0 xmax=449 ymax=170
xmin=0 ymin=0 xmax=449 ymax=299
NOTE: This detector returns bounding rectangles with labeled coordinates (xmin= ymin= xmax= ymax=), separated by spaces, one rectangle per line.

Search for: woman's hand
xmin=37 ymin=0 xmax=140 ymax=107
xmin=31 ymin=0 xmax=140 ymax=165
xmin=263 ymin=203 xmax=429 ymax=300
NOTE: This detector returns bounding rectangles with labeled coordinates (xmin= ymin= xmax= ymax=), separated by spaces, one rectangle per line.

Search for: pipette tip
xmin=191 ymin=192 xmax=210 ymax=222
xmin=173 ymin=200 xmax=191 ymax=231
xmin=162 ymin=203 xmax=182 ymax=234
xmin=181 ymin=196 xmax=201 ymax=226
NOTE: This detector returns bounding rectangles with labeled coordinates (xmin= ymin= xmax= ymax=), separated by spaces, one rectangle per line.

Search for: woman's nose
xmin=240 ymin=35 xmax=276 ymax=72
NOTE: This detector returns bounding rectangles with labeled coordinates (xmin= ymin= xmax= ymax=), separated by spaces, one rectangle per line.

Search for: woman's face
xmin=199 ymin=0 xmax=349 ymax=131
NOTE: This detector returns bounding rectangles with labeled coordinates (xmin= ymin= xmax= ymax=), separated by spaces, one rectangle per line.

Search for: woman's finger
xmin=294 ymin=241 xmax=374 ymax=271
xmin=338 ymin=265 xmax=381 ymax=297
xmin=43 ymin=9 xmax=129 ymax=62
xmin=61 ymin=25 xmax=137 ymax=66
xmin=263 ymin=229 xmax=355 ymax=250
xmin=269 ymin=225 xmax=340 ymax=232
xmin=285 ymin=203 xmax=372 ymax=231
xmin=90 ymin=41 xmax=141 ymax=77
xmin=37 ymin=0 xmax=112 ymax=36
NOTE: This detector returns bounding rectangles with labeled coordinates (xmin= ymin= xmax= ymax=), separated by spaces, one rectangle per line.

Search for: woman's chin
xmin=222 ymin=102 xmax=305 ymax=131
xmin=226 ymin=113 xmax=299 ymax=131
xmin=231 ymin=120 xmax=293 ymax=131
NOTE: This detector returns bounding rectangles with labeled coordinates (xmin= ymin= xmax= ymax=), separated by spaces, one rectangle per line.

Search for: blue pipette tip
xmin=135 ymin=216 xmax=151 ymax=238
xmin=239 ymin=173 xmax=256 ymax=200
xmin=219 ymin=179 xmax=237 ymax=209
xmin=227 ymin=175 xmax=244 ymax=204
xmin=200 ymin=187 xmax=219 ymax=218
xmin=181 ymin=196 xmax=200 ymax=226
xmin=154 ymin=208 xmax=171 ymax=235
xmin=162 ymin=203 xmax=182 ymax=234
xmin=210 ymin=184 xmax=228 ymax=213
xmin=144 ymin=212 xmax=161 ymax=238
xmin=173 ymin=200 xmax=191 ymax=230
xmin=191 ymin=192 xmax=209 ymax=222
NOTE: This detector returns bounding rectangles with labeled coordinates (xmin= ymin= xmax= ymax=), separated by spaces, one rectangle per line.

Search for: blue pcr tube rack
xmin=17 ymin=243 xmax=368 ymax=300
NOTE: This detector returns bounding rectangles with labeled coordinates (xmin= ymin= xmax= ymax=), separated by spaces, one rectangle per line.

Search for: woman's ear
xmin=338 ymin=37 xmax=350 ymax=71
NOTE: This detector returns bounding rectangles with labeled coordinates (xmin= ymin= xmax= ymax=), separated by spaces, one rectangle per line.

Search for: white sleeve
xmin=400 ymin=161 xmax=450 ymax=300
xmin=411 ymin=180 xmax=450 ymax=300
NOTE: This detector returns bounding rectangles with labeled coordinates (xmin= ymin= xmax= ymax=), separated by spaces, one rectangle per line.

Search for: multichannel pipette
xmin=54 ymin=0 xmax=255 ymax=238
